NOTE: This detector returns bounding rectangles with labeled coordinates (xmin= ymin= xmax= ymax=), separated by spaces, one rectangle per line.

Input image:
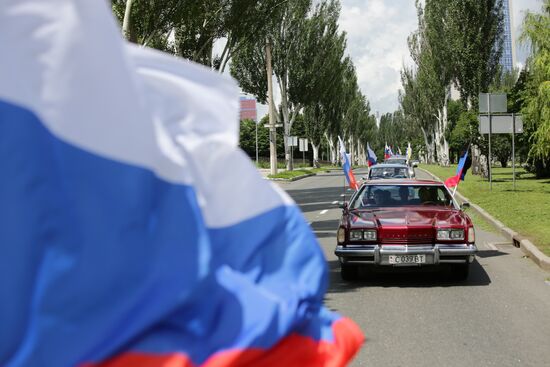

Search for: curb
xmin=267 ymin=173 xmax=316 ymax=182
xmin=419 ymin=168 xmax=550 ymax=273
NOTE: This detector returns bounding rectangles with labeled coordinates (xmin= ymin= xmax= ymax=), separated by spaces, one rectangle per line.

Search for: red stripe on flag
xmin=84 ymin=318 xmax=364 ymax=367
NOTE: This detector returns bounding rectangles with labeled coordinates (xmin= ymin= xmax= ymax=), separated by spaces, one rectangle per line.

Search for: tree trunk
xmin=278 ymin=74 xmax=293 ymax=171
xmin=326 ymin=133 xmax=337 ymax=165
xmin=434 ymin=92 xmax=450 ymax=167
xmin=421 ymin=127 xmax=435 ymax=164
xmin=122 ymin=0 xmax=136 ymax=42
xmin=312 ymin=143 xmax=320 ymax=168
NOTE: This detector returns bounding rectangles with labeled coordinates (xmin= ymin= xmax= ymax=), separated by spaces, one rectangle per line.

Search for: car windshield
xmin=369 ymin=166 xmax=409 ymax=179
xmin=350 ymin=184 xmax=455 ymax=209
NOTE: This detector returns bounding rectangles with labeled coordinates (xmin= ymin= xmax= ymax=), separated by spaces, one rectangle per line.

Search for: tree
xmin=112 ymin=0 xmax=286 ymax=71
xmin=447 ymin=0 xmax=504 ymax=107
xmin=520 ymin=0 xmax=550 ymax=177
xmin=401 ymin=0 xmax=504 ymax=166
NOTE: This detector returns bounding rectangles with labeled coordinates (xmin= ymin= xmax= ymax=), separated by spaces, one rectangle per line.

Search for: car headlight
xmin=337 ymin=227 xmax=345 ymax=243
xmin=468 ymin=227 xmax=475 ymax=243
xmin=364 ymin=230 xmax=377 ymax=241
xmin=437 ymin=229 xmax=465 ymax=241
xmin=350 ymin=229 xmax=377 ymax=241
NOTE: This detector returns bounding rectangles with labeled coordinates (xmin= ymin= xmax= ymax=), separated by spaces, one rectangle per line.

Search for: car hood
xmin=347 ymin=207 xmax=468 ymax=229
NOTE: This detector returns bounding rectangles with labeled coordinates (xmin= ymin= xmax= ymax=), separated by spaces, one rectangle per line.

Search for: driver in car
xmin=418 ymin=186 xmax=439 ymax=204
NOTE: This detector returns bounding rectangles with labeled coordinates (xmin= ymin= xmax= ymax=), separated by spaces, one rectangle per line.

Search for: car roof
xmin=370 ymin=163 xmax=409 ymax=168
xmin=361 ymin=179 xmax=443 ymax=186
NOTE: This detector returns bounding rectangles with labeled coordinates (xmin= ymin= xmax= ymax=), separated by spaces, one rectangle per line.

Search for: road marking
xmin=332 ymin=201 xmax=338 ymax=204
xmin=340 ymin=194 xmax=345 ymax=197
xmin=319 ymin=209 xmax=328 ymax=215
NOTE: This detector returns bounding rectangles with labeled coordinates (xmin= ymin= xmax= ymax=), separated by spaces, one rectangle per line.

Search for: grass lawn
xmin=422 ymin=164 xmax=550 ymax=256
xmin=267 ymin=168 xmax=327 ymax=180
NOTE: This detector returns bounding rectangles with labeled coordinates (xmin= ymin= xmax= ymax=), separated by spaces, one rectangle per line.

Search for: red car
xmin=335 ymin=180 xmax=477 ymax=280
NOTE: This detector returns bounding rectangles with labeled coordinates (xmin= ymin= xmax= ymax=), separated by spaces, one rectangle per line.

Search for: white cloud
xmin=340 ymin=0 xmax=543 ymax=115
xmin=339 ymin=0 xmax=417 ymax=114
xmin=512 ymin=0 xmax=543 ymax=64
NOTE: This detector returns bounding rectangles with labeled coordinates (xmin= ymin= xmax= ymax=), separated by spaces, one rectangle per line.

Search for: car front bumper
xmin=334 ymin=243 xmax=477 ymax=266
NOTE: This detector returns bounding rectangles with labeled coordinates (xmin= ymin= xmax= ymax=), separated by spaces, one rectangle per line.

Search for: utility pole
xmin=266 ymin=38 xmax=278 ymax=175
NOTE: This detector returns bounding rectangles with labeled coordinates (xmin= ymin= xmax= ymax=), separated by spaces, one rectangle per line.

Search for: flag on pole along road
xmin=384 ymin=143 xmax=392 ymax=160
xmin=338 ymin=137 xmax=359 ymax=190
xmin=444 ymin=146 xmax=472 ymax=189
xmin=406 ymin=142 xmax=412 ymax=161
xmin=367 ymin=143 xmax=377 ymax=167
xmin=0 ymin=1 xmax=364 ymax=366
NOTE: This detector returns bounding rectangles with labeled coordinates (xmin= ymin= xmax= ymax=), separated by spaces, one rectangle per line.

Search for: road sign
xmin=287 ymin=136 xmax=298 ymax=147
xmin=299 ymin=138 xmax=308 ymax=152
xmin=479 ymin=93 xmax=507 ymax=113
xmin=479 ymin=115 xmax=523 ymax=134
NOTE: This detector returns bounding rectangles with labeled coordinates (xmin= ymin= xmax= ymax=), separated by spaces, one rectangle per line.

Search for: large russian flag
xmin=0 ymin=1 xmax=363 ymax=366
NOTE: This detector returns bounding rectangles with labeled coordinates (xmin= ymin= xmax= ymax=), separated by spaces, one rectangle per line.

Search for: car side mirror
xmin=339 ymin=202 xmax=348 ymax=211
xmin=461 ymin=202 xmax=470 ymax=210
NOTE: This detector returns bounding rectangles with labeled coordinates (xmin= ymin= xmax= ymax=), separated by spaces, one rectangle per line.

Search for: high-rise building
xmin=239 ymin=96 xmax=257 ymax=121
xmin=500 ymin=0 xmax=516 ymax=72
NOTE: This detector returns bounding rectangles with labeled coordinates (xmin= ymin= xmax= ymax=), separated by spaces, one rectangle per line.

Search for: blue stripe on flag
xmin=0 ymin=99 xmax=335 ymax=366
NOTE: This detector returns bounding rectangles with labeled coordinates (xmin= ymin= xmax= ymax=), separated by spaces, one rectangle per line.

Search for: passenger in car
xmin=398 ymin=186 xmax=411 ymax=204
xmin=418 ymin=186 xmax=439 ymax=204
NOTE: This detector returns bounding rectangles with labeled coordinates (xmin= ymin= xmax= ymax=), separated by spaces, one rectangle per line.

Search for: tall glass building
xmin=501 ymin=0 xmax=515 ymax=72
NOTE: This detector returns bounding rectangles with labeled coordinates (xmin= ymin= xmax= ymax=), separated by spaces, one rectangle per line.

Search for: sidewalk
xmin=257 ymin=168 xmax=283 ymax=178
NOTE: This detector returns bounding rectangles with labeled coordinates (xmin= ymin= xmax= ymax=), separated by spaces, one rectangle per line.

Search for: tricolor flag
xmin=0 ymin=1 xmax=364 ymax=366
xmin=384 ymin=144 xmax=392 ymax=160
xmin=338 ymin=137 xmax=359 ymax=190
xmin=367 ymin=143 xmax=377 ymax=167
xmin=445 ymin=146 xmax=472 ymax=189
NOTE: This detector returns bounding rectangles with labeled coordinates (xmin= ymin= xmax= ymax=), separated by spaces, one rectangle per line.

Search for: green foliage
xmin=112 ymin=0 xmax=285 ymax=70
xmin=449 ymin=111 xmax=477 ymax=159
xmin=520 ymin=0 xmax=550 ymax=175
xmin=423 ymin=164 xmax=550 ymax=256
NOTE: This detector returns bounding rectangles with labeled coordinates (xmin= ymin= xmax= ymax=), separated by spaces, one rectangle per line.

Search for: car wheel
xmin=340 ymin=264 xmax=357 ymax=281
xmin=451 ymin=263 xmax=470 ymax=281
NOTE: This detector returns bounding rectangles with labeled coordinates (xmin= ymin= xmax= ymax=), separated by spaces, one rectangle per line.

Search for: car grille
xmin=380 ymin=237 xmax=433 ymax=245
xmin=379 ymin=229 xmax=434 ymax=245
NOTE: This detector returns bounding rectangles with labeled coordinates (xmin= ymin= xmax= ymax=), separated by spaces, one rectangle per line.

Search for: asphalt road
xmin=278 ymin=168 xmax=550 ymax=367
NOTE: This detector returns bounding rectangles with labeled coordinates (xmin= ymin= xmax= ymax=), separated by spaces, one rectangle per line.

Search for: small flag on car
xmin=445 ymin=145 xmax=472 ymax=189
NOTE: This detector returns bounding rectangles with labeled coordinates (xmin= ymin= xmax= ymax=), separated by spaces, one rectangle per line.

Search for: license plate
xmin=388 ymin=254 xmax=426 ymax=264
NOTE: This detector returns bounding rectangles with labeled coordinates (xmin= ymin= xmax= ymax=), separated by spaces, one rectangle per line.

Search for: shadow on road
xmin=311 ymin=219 xmax=339 ymax=232
xmin=476 ymin=249 xmax=509 ymax=258
xmin=325 ymin=258 xmax=491 ymax=295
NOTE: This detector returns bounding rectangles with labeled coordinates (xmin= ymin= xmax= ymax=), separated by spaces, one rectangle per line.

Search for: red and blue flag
xmin=0 ymin=1 xmax=364 ymax=366
xmin=445 ymin=146 xmax=471 ymax=188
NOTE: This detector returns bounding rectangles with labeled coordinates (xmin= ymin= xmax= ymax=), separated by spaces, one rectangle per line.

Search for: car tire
xmin=451 ymin=263 xmax=470 ymax=281
xmin=340 ymin=264 xmax=357 ymax=281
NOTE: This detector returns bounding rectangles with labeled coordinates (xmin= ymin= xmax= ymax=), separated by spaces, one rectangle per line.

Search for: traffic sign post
xmin=478 ymin=93 xmax=522 ymax=191
xmin=299 ymin=138 xmax=308 ymax=165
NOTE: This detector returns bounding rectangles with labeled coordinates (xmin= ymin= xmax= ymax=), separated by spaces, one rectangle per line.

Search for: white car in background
xmin=366 ymin=164 xmax=415 ymax=180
